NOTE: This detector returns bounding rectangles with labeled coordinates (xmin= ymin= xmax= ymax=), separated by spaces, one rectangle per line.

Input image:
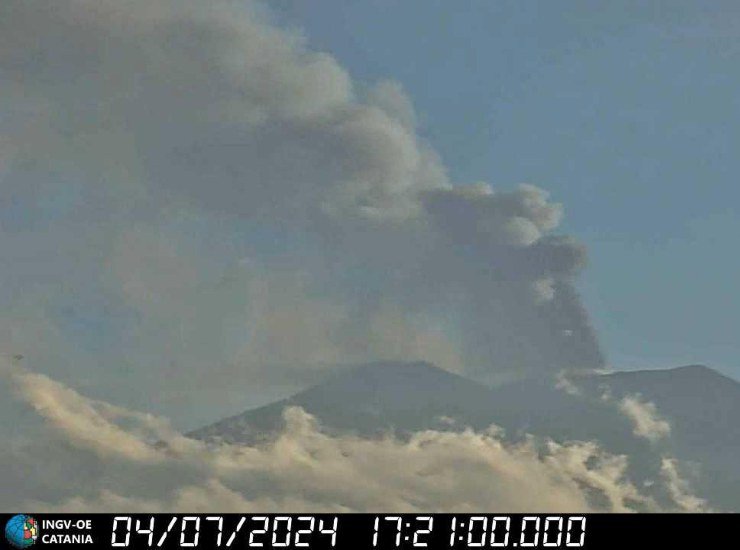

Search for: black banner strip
xmin=1 ymin=513 xmax=737 ymax=550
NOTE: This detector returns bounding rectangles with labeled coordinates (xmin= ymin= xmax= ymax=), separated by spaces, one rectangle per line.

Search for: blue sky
xmin=2 ymin=0 xmax=738 ymax=434
xmin=272 ymin=1 xmax=740 ymax=377
xmin=2 ymin=1 xmax=738 ymax=513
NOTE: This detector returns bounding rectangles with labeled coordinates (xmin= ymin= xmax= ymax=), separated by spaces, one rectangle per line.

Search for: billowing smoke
xmin=0 ymin=0 xmax=604 ymax=416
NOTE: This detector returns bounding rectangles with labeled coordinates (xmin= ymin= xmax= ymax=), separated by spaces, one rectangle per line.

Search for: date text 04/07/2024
xmin=109 ymin=515 xmax=586 ymax=548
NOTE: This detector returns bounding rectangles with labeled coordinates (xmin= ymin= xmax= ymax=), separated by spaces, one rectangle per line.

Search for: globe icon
xmin=5 ymin=515 xmax=38 ymax=549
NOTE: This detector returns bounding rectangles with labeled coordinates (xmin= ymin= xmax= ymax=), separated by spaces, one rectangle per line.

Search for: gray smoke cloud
xmin=0 ymin=0 xmax=603 ymax=429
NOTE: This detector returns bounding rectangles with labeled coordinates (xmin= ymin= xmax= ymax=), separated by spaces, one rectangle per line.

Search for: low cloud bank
xmin=1 ymin=359 xmax=705 ymax=513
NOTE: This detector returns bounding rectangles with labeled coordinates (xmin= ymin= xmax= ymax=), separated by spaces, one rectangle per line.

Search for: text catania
xmin=42 ymin=534 xmax=94 ymax=544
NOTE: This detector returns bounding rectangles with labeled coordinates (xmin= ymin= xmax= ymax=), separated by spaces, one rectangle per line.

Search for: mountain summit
xmin=189 ymin=360 xmax=740 ymax=510
xmin=188 ymin=361 xmax=497 ymax=443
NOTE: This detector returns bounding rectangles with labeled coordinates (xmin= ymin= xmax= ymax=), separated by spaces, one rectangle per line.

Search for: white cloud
xmin=1 ymin=359 xmax=707 ymax=513
xmin=659 ymin=459 xmax=708 ymax=512
xmin=0 ymin=362 xmax=712 ymax=512
xmin=618 ymin=395 xmax=671 ymax=443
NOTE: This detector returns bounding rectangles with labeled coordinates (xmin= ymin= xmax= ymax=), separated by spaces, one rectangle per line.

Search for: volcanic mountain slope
xmin=188 ymin=361 xmax=501 ymax=442
xmin=188 ymin=361 xmax=740 ymax=510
